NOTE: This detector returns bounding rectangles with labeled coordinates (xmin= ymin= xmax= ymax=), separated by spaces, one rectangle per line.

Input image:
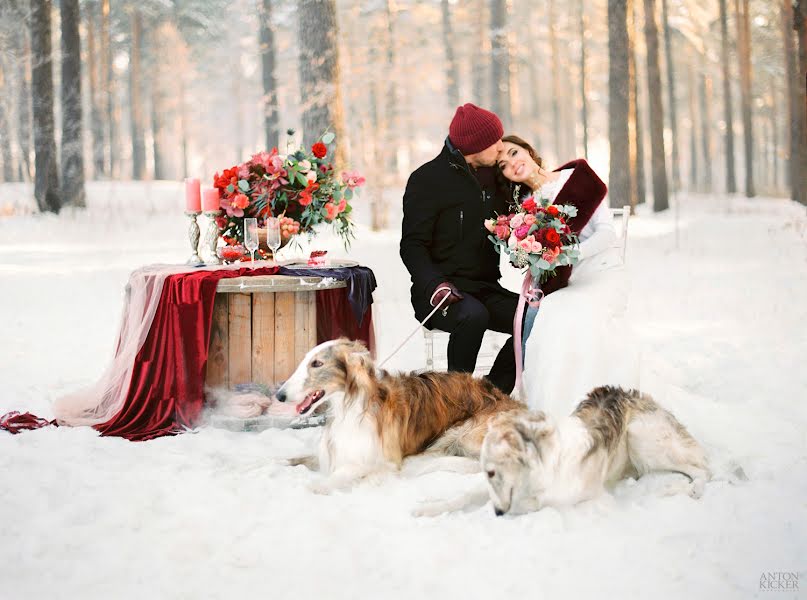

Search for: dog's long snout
xmin=276 ymin=387 xmax=287 ymax=403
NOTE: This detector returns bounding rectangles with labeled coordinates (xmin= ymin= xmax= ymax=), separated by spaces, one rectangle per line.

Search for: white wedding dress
xmin=522 ymin=172 xmax=641 ymax=418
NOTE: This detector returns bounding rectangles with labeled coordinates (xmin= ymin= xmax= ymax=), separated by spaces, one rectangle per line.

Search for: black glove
xmin=430 ymin=281 xmax=464 ymax=308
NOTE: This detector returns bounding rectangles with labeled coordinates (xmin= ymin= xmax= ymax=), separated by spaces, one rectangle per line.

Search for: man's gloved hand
xmin=430 ymin=281 xmax=464 ymax=308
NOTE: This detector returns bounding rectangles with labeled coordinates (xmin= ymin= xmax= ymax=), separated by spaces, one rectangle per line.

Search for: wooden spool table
xmin=205 ymin=274 xmax=347 ymax=389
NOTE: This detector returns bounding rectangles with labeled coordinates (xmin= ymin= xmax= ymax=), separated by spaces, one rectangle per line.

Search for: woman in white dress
xmin=497 ymin=135 xmax=640 ymax=417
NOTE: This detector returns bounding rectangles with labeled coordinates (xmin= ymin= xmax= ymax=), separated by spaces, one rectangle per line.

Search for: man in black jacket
xmin=400 ymin=103 xmax=520 ymax=394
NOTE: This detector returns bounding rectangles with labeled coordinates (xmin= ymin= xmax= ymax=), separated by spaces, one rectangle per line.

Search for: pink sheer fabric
xmin=52 ymin=263 xmax=246 ymax=426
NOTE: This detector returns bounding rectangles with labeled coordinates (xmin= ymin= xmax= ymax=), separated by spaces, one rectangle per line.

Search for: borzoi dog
xmin=416 ymin=386 xmax=711 ymax=516
xmin=275 ymin=339 xmax=524 ymax=493
xmin=481 ymin=386 xmax=711 ymax=515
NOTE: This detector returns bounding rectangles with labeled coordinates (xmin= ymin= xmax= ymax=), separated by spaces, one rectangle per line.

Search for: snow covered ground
xmin=1 ymin=183 xmax=806 ymax=599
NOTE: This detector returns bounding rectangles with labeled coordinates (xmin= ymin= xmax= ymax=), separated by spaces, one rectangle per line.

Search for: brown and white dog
xmin=275 ymin=339 xmax=524 ymax=493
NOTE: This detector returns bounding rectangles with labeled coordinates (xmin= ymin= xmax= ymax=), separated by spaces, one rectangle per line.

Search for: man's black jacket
xmin=400 ymin=139 xmax=511 ymax=314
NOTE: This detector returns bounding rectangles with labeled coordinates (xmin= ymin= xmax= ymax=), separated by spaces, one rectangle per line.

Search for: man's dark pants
xmin=416 ymin=287 xmax=521 ymax=394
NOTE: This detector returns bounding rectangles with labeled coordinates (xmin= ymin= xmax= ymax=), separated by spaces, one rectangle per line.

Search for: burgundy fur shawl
xmin=540 ymin=159 xmax=608 ymax=296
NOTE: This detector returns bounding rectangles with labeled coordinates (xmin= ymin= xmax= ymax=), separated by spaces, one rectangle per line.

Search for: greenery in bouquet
xmin=212 ymin=131 xmax=365 ymax=259
xmin=485 ymin=195 xmax=581 ymax=284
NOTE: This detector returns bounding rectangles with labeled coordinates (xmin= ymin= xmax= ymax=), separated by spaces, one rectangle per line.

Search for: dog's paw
xmin=688 ymin=478 xmax=706 ymax=499
xmin=411 ymin=502 xmax=447 ymax=518
xmin=308 ymin=481 xmax=334 ymax=495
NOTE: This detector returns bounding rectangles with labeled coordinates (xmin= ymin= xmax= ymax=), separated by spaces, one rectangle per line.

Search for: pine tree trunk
xmin=792 ymin=0 xmax=807 ymax=205
xmin=0 ymin=60 xmax=14 ymax=181
xmin=490 ymin=0 xmax=512 ymax=128
xmin=688 ymin=60 xmax=699 ymax=189
xmin=549 ymin=0 xmax=562 ymax=158
xmin=129 ymin=9 xmax=146 ymax=180
xmin=644 ymin=0 xmax=669 ymax=211
xmin=259 ymin=0 xmax=279 ymax=151
xmin=608 ymin=0 xmax=631 ymax=209
xmin=735 ymin=0 xmax=755 ymax=197
xmin=471 ymin=0 xmax=488 ymax=107
xmin=579 ymin=0 xmax=589 ymax=158
xmin=61 ymin=0 xmax=86 ymax=207
xmin=441 ymin=0 xmax=460 ymax=110
xmin=149 ymin=25 xmax=165 ymax=180
xmin=30 ymin=0 xmax=61 ymax=212
xmin=661 ymin=0 xmax=679 ymax=192
xmin=630 ymin=0 xmax=645 ymax=205
xmin=298 ymin=0 xmax=345 ymax=164
xmin=699 ymin=72 xmax=713 ymax=192
xmin=16 ymin=28 xmax=33 ymax=182
xmin=86 ymin=2 xmax=105 ymax=178
xmin=783 ymin=0 xmax=798 ymax=199
xmin=102 ymin=0 xmax=115 ymax=177
xmin=719 ymin=0 xmax=737 ymax=193
xmin=383 ymin=0 xmax=398 ymax=175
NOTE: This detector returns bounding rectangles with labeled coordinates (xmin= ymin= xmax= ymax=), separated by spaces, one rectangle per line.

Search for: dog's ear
xmin=512 ymin=412 xmax=555 ymax=447
xmin=344 ymin=346 xmax=374 ymax=398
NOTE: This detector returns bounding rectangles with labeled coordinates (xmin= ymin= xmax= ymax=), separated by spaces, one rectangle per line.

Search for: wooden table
xmin=205 ymin=274 xmax=347 ymax=389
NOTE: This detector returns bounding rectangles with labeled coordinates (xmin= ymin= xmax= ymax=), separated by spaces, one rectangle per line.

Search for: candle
xmin=202 ymin=188 xmax=220 ymax=212
xmin=184 ymin=177 xmax=201 ymax=212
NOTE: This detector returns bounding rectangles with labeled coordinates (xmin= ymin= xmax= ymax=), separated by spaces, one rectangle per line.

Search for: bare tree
xmin=86 ymin=2 xmax=105 ymax=178
xmin=490 ymin=0 xmax=512 ymax=127
xmin=441 ymin=0 xmax=460 ymax=110
xmin=782 ymin=0 xmax=798 ymax=201
xmin=30 ymin=0 xmax=60 ymax=212
xmin=718 ymin=0 xmax=737 ymax=193
xmin=549 ymin=0 xmax=562 ymax=157
xmin=579 ymin=0 xmax=589 ymax=157
xmin=661 ymin=0 xmax=679 ymax=191
xmin=61 ymin=0 xmax=86 ymax=207
xmin=129 ymin=8 xmax=146 ymax=179
xmin=297 ymin=0 xmax=346 ymax=164
xmin=699 ymin=72 xmax=713 ymax=191
xmin=259 ymin=0 xmax=279 ymax=151
xmin=102 ymin=0 xmax=115 ymax=176
xmin=644 ymin=0 xmax=668 ymax=211
xmin=735 ymin=0 xmax=755 ymax=197
xmin=630 ymin=0 xmax=645 ymax=205
xmin=17 ymin=27 xmax=33 ymax=182
xmin=608 ymin=0 xmax=631 ymax=209
xmin=0 ymin=60 xmax=14 ymax=181
xmin=794 ymin=0 xmax=807 ymax=205
xmin=471 ymin=0 xmax=489 ymax=106
xmin=149 ymin=25 xmax=166 ymax=180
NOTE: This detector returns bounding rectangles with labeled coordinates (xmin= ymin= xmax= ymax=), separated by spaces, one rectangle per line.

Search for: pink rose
xmin=515 ymin=224 xmax=530 ymax=240
xmin=510 ymin=213 xmax=525 ymax=229
xmin=524 ymin=214 xmax=537 ymax=227
xmin=484 ymin=219 xmax=496 ymax=233
xmin=494 ymin=224 xmax=510 ymax=240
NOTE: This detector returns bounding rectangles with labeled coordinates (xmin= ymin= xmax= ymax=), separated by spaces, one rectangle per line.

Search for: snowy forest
xmin=0 ymin=0 xmax=805 ymax=223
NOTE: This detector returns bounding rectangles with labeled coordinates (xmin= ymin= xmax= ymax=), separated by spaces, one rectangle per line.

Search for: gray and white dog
xmin=414 ymin=385 xmax=711 ymax=517
xmin=480 ymin=385 xmax=711 ymax=515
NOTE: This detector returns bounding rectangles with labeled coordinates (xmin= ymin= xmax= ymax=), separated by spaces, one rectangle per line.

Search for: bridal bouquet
xmin=213 ymin=132 xmax=365 ymax=258
xmin=485 ymin=195 xmax=581 ymax=284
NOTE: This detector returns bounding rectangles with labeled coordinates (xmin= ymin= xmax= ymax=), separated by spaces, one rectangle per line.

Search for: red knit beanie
xmin=448 ymin=103 xmax=504 ymax=155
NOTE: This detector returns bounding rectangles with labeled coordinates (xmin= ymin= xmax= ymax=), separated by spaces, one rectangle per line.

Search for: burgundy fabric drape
xmin=540 ymin=159 xmax=608 ymax=296
xmin=95 ymin=266 xmax=278 ymax=441
xmin=316 ymin=289 xmax=375 ymax=357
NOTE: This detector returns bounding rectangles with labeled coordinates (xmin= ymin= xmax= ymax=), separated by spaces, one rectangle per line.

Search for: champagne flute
xmin=244 ymin=218 xmax=259 ymax=267
xmin=266 ymin=217 xmax=282 ymax=265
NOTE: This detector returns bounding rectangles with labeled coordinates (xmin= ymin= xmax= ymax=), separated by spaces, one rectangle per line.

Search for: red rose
xmin=521 ymin=197 xmax=537 ymax=213
xmin=312 ymin=142 xmax=328 ymax=159
xmin=545 ymin=228 xmax=561 ymax=246
xmin=546 ymin=205 xmax=559 ymax=217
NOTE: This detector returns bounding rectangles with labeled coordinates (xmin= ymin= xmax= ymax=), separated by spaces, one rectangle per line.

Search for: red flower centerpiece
xmin=212 ymin=132 xmax=364 ymax=257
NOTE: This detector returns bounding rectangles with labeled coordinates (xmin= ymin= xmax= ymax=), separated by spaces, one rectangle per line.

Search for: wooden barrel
xmin=206 ymin=275 xmax=347 ymax=389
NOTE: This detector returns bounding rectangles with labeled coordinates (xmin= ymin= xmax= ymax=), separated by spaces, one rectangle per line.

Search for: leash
xmin=377 ymin=286 xmax=452 ymax=368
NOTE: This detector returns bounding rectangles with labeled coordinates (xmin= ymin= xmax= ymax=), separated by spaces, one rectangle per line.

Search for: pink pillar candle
xmin=202 ymin=188 xmax=221 ymax=212
xmin=184 ymin=178 xmax=201 ymax=212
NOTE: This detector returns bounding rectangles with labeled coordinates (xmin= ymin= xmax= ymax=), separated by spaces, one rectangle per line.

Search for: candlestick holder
xmin=202 ymin=210 xmax=222 ymax=265
xmin=184 ymin=211 xmax=203 ymax=266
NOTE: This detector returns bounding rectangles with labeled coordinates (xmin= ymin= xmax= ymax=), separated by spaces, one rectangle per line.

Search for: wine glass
xmin=266 ymin=217 xmax=282 ymax=265
xmin=244 ymin=218 xmax=259 ymax=266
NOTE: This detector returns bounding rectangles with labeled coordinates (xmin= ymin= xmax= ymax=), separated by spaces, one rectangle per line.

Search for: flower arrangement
xmin=485 ymin=193 xmax=580 ymax=284
xmin=212 ymin=132 xmax=365 ymax=260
